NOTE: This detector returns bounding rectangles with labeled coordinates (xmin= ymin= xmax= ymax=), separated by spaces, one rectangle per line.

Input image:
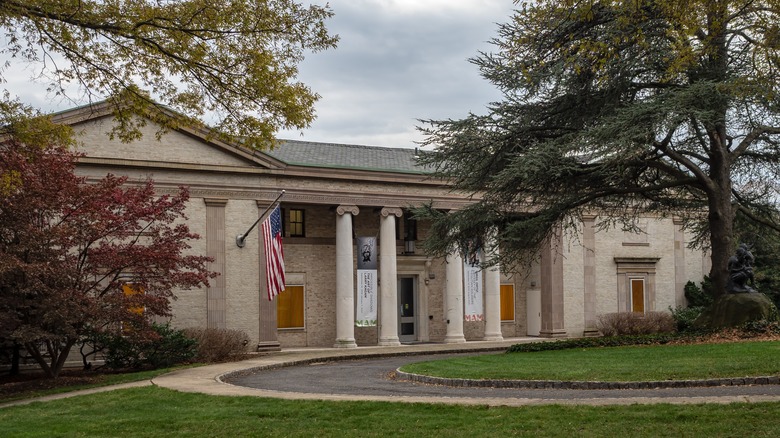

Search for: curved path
xmin=152 ymin=339 xmax=780 ymax=407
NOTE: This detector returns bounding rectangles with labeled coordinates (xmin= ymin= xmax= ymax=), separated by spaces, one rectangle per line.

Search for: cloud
xmin=278 ymin=0 xmax=515 ymax=148
xmin=0 ymin=0 xmax=516 ymax=149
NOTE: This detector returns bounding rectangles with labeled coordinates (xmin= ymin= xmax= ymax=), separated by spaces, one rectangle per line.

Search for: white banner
xmin=356 ymin=269 xmax=377 ymax=326
xmin=356 ymin=237 xmax=377 ymax=327
xmin=464 ymin=256 xmax=484 ymax=322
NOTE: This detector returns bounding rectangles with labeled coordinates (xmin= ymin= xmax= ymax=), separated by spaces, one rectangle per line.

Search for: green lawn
xmin=2 ymin=386 xmax=780 ymax=437
xmin=4 ymin=341 xmax=780 ymax=436
xmin=0 ymin=365 xmax=198 ymax=403
xmin=400 ymin=341 xmax=780 ymax=381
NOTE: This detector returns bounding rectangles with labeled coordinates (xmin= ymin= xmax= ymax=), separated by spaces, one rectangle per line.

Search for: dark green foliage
xmin=732 ymin=214 xmax=780 ymax=309
xmin=741 ymin=319 xmax=780 ymax=335
xmin=505 ymin=333 xmax=703 ymax=354
xmin=415 ymin=1 xmax=780 ymax=297
xmin=684 ymin=279 xmax=713 ymax=307
xmin=102 ymin=323 xmax=197 ymax=370
xmin=669 ymin=305 xmax=706 ymax=332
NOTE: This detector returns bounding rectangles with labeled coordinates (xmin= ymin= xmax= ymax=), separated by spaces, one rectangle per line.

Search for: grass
xmin=1 ymin=386 xmax=780 ymax=437
xmin=3 ymin=340 xmax=780 ymax=436
xmin=400 ymin=340 xmax=780 ymax=381
xmin=0 ymin=365 xmax=198 ymax=403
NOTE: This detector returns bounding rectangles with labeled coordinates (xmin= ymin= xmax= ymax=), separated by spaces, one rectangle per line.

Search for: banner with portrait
xmin=356 ymin=236 xmax=377 ymax=326
xmin=464 ymin=248 xmax=484 ymax=322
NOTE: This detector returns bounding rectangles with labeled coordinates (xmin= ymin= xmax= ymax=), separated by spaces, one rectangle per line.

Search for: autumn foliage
xmin=0 ymin=139 xmax=214 ymax=378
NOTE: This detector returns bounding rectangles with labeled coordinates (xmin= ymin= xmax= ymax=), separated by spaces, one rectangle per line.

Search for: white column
xmin=379 ymin=207 xmax=402 ymax=346
xmin=335 ymin=205 xmax=358 ymax=348
xmin=444 ymin=251 xmax=466 ymax=343
xmin=483 ymin=234 xmax=503 ymax=341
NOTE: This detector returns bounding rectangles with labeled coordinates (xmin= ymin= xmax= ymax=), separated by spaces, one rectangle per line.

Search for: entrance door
xmin=526 ymin=288 xmax=541 ymax=336
xmin=398 ymin=276 xmax=417 ymax=343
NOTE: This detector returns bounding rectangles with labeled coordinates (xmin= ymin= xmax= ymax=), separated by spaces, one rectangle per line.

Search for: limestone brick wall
xmin=73 ymin=118 xmax=249 ymax=166
xmin=169 ymin=197 xmax=209 ymax=330
xmin=425 ymin=258 xmax=448 ymax=341
xmin=279 ymin=243 xmax=337 ymax=347
xmin=569 ymin=216 xmax=704 ymax=335
xmin=222 ymin=199 xmax=261 ymax=343
xmin=562 ymin=230 xmax=586 ymax=337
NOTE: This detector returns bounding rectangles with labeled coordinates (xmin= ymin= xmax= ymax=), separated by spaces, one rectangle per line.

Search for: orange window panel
xmin=122 ymin=283 xmax=145 ymax=316
xmin=631 ymin=279 xmax=645 ymax=313
xmin=500 ymin=284 xmax=515 ymax=321
xmin=277 ymin=285 xmax=305 ymax=329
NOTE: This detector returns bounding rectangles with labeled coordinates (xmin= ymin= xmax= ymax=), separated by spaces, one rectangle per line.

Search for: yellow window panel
xmin=500 ymin=284 xmax=515 ymax=322
xmin=277 ymin=285 xmax=305 ymax=329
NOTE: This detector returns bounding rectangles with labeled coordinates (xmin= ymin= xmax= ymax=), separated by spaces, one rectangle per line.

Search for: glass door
xmin=398 ymin=276 xmax=417 ymax=343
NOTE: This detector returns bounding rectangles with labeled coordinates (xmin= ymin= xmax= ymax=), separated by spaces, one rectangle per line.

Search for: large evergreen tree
xmin=417 ymin=0 xmax=780 ymax=297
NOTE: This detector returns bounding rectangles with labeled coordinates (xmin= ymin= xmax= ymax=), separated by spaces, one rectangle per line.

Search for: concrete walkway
xmin=5 ymin=338 xmax=780 ymax=408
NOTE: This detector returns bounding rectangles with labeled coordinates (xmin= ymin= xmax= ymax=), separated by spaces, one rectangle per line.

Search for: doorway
xmin=526 ymin=287 xmax=541 ymax=336
xmin=397 ymin=276 xmax=417 ymax=343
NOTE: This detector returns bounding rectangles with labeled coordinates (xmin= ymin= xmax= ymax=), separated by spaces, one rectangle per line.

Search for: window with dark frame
xmin=289 ymin=209 xmax=305 ymax=237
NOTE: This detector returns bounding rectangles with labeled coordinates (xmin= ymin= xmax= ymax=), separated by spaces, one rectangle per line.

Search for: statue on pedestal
xmin=726 ymin=243 xmax=756 ymax=294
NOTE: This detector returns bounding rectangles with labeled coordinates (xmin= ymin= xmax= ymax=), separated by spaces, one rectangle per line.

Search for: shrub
xmin=183 ymin=327 xmax=249 ymax=363
xmin=101 ymin=323 xmax=197 ymax=370
xmin=669 ymin=305 xmax=706 ymax=332
xmin=505 ymin=333 xmax=692 ymax=353
xmin=685 ymin=278 xmax=714 ymax=307
xmin=143 ymin=323 xmax=198 ymax=368
xmin=596 ymin=311 xmax=676 ymax=336
xmin=741 ymin=319 xmax=780 ymax=335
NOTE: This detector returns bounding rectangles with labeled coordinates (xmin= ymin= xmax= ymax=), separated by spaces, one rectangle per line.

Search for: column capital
xmin=380 ymin=207 xmax=403 ymax=218
xmin=336 ymin=205 xmax=359 ymax=216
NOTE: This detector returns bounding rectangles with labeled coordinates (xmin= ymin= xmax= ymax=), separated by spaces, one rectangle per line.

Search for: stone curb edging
xmin=218 ymin=346 xmax=512 ymax=383
xmin=394 ymin=370 xmax=780 ymax=390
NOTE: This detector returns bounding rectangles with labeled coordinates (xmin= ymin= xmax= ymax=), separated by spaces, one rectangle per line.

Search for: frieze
xmin=134 ymin=184 xmax=471 ymax=210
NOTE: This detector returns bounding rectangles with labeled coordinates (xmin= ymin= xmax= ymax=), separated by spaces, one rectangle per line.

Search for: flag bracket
xmin=236 ymin=190 xmax=285 ymax=248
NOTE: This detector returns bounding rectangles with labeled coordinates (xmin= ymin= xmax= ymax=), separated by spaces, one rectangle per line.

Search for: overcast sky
xmin=4 ymin=0 xmax=517 ymax=150
xmin=276 ymin=0 xmax=516 ymax=148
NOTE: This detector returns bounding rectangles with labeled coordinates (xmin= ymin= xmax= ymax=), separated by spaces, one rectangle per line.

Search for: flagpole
xmin=236 ymin=190 xmax=285 ymax=248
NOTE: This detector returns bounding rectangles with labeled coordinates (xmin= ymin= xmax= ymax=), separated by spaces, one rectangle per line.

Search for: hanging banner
xmin=356 ymin=236 xmax=377 ymax=327
xmin=464 ymin=250 xmax=484 ymax=322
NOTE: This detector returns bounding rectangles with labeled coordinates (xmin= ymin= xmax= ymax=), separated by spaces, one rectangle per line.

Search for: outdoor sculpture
xmin=726 ymin=243 xmax=756 ymax=294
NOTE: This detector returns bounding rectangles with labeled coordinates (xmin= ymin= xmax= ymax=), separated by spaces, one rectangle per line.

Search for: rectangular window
xmin=500 ymin=284 xmax=515 ymax=321
xmin=630 ymin=278 xmax=645 ymax=313
xmin=289 ymin=209 xmax=305 ymax=237
xmin=277 ymin=285 xmax=305 ymax=329
xmin=122 ymin=283 xmax=145 ymax=316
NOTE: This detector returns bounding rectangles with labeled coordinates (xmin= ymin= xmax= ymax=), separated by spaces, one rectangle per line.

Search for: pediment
xmin=53 ymin=103 xmax=285 ymax=171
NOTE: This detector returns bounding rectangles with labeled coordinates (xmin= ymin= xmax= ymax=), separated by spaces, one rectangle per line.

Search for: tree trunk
xmin=707 ymin=138 xmax=734 ymax=298
xmin=24 ymin=339 xmax=76 ymax=379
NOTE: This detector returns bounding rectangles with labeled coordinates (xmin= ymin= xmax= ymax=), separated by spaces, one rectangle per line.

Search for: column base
xmin=443 ymin=335 xmax=467 ymax=344
xmin=333 ymin=339 xmax=357 ymax=348
xmin=256 ymin=341 xmax=281 ymax=352
xmin=378 ymin=337 xmax=401 ymax=346
xmin=582 ymin=328 xmax=601 ymax=337
xmin=482 ymin=333 xmax=504 ymax=342
xmin=539 ymin=329 xmax=568 ymax=338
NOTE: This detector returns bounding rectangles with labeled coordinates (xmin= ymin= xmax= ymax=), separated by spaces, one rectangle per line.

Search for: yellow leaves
xmin=0 ymin=0 xmax=338 ymax=150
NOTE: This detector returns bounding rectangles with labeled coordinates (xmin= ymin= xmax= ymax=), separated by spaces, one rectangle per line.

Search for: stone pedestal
xmin=694 ymin=293 xmax=778 ymax=329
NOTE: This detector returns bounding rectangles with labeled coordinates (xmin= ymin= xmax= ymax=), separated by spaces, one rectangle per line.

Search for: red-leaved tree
xmin=0 ymin=138 xmax=214 ymax=378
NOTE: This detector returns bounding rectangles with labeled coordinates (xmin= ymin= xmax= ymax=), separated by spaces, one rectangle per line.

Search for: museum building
xmin=55 ymin=102 xmax=709 ymax=350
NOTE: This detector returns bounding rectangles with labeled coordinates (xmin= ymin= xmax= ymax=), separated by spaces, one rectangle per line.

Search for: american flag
xmin=261 ymin=205 xmax=285 ymax=300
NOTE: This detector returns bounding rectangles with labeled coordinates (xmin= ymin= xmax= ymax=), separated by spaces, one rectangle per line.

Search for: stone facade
xmin=58 ymin=103 xmax=708 ymax=349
